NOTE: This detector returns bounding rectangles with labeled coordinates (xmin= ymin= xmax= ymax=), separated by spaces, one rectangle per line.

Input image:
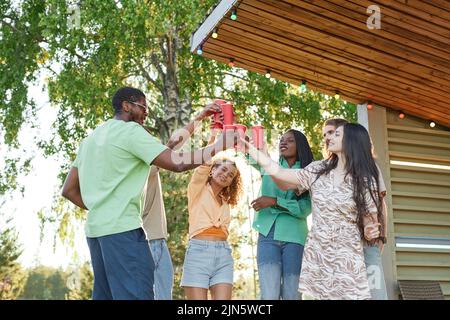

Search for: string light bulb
xmin=300 ymin=80 xmax=307 ymax=92
xmin=265 ymin=70 xmax=271 ymax=78
xmin=367 ymin=101 xmax=373 ymax=110
xmin=430 ymin=121 xmax=436 ymax=128
xmin=228 ymin=58 xmax=235 ymax=67
xmin=231 ymin=8 xmax=237 ymax=20
xmin=212 ymin=28 xmax=218 ymax=39
xmin=399 ymin=112 xmax=405 ymax=119
xmin=334 ymin=91 xmax=340 ymax=100
xmin=197 ymin=45 xmax=203 ymax=55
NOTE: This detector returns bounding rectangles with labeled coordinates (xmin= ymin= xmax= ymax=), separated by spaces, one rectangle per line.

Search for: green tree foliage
xmin=20 ymin=266 xmax=69 ymax=299
xmin=160 ymin=170 xmax=190 ymax=299
xmin=14 ymin=263 xmax=92 ymax=300
xmin=0 ymin=0 xmax=42 ymax=196
xmin=0 ymin=0 xmax=43 ymax=147
xmin=0 ymin=219 xmax=27 ymax=299
xmin=65 ymin=262 xmax=93 ymax=300
xmin=1 ymin=0 xmax=355 ymax=184
xmin=2 ymin=0 xmax=356 ymax=299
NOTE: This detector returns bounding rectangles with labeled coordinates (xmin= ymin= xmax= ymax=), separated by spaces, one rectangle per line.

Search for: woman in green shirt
xmin=248 ymin=129 xmax=313 ymax=300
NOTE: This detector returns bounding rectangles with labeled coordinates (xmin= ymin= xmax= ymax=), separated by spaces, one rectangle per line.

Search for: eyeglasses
xmin=128 ymin=101 xmax=148 ymax=112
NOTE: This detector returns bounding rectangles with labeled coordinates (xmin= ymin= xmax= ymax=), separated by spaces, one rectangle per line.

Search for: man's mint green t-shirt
xmin=72 ymin=119 xmax=167 ymax=238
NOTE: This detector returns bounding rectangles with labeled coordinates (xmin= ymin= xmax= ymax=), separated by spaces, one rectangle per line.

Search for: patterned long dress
xmin=295 ymin=160 xmax=378 ymax=300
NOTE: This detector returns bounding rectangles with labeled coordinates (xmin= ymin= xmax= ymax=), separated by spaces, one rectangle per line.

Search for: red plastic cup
xmin=251 ymin=125 xmax=265 ymax=149
xmin=221 ymin=103 xmax=235 ymax=126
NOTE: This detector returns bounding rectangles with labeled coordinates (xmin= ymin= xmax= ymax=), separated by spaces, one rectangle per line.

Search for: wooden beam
xmin=223 ymin=13 xmax=450 ymax=100
xmin=389 ymin=151 xmax=450 ymax=164
xmin=396 ymin=261 xmax=450 ymax=268
xmin=249 ymin=0 xmax=450 ymax=74
xmin=313 ymin=0 xmax=450 ymax=57
xmin=376 ymin=0 xmax=450 ymax=28
xmin=390 ymin=164 xmax=450 ymax=175
xmin=394 ymin=0 xmax=450 ymax=21
xmin=396 ymin=247 xmax=450 ymax=253
xmin=393 ymin=205 xmax=450 ymax=214
xmin=204 ymin=42 xmax=450 ymax=123
xmin=387 ymin=125 xmax=450 ymax=137
xmin=206 ymin=34 xmax=450 ymax=118
xmin=392 ymin=192 xmax=450 ymax=201
xmin=388 ymin=137 xmax=450 ymax=150
xmin=391 ymin=177 xmax=450 ymax=188
xmin=194 ymin=0 xmax=450 ymax=127
xmin=202 ymin=51 xmax=363 ymax=103
xmin=239 ymin=1 xmax=450 ymax=87
xmin=346 ymin=0 xmax=450 ymax=44
xmin=218 ymin=19 xmax=450 ymax=107
xmin=190 ymin=0 xmax=239 ymax=52
xmin=421 ymin=0 xmax=450 ymax=12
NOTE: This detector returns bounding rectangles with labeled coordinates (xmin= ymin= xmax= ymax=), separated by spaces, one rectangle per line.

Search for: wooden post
xmin=358 ymin=103 xmax=399 ymax=299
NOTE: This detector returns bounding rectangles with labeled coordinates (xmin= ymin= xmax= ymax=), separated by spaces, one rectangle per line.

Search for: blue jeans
xmin=149 ymin=239 xmax=174 ymax=300
xmin=86 ymin=228 xmax=155 ymax=300
xmin=364 ymin=246 xmax=388 ymax=300
xmin=257 ymin=225 xmax=304 ymax=300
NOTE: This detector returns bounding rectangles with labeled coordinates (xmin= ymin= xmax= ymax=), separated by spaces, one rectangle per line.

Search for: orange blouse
xmin=187 ymin=165 xmax=231 ymax=239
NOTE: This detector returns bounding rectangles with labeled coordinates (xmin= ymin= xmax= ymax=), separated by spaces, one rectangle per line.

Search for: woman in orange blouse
xmin=181 ymin=130 xmax=243 ymax=300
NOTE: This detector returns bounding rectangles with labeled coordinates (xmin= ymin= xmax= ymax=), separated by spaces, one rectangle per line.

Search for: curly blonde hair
xmin=207 ymin=158 xmax=243 ymax=208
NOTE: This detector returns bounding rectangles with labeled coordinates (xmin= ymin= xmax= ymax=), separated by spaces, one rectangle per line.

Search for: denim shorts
xmin=181 ymin=239 xmax=234 ymax=289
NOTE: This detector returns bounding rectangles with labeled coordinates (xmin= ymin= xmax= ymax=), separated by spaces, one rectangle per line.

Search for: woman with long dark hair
xmin=247 ymin=129 xmax=313 ymax=300
xmin=242 ymin=123 xmax=382 ymax=300
xmin=322 ymin=118 xmax=388 ymax=300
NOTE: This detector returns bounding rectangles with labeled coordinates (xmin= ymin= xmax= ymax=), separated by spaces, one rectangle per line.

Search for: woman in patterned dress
xmin=241 ymin=123 xmax=383 ymax=300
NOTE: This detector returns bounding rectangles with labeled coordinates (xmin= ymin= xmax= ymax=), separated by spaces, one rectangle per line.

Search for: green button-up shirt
xmin=249 ymin=156 xmax=312 ymax=245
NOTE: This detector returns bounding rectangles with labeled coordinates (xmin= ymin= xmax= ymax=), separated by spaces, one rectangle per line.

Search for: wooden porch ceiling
xmin=191 ymin=0 xmax=450 ymax=127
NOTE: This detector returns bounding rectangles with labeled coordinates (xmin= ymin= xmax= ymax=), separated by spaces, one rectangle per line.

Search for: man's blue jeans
xmin=149 ymin=239 xmax=174 ymax=300
xmin=257 ymin=225 xmax=304 ymax=300
xmin=86 ymin=228 xmax=155 ymax=300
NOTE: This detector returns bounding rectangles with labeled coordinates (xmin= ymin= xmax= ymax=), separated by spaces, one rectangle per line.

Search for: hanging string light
xmin=265 ymin=70 xmax=271 ymax=78
xmin=197 ymin=45 xmax=203 ymax=55
xmin=231 ymin=8 xmax=237 ymax=20
xmin=430 ymin=121 xmax=436 ymax=128
xmin=228 ymin=58 xmax=235 ymax=67
xmin=367 ymin=100 xmax=373 ymax=110
xmin=300 ymin=80 xmax=307 ymax=92
xmin=334 ymin=91 xmax=340 ymax=100
xmin=212 ymin=28 xmax=219 ymax=39
xmin=399 ymin=112 xmax=405 ymax=119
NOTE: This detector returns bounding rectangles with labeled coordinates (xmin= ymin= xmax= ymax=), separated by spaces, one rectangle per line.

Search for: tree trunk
xmin=158 ymin=33 xmax=192 ymax=143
